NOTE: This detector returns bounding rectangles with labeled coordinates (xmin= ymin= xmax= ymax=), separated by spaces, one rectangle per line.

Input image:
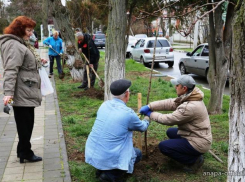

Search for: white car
xmin=126 ymin=35 xmax=137 ymax=58
xmin=130 ymin=37 xmax=174 ymax=67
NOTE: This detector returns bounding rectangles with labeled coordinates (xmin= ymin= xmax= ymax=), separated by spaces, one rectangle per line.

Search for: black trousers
xmin=13 ymin=106 xmax=35 ymax=158
xmin=82 ymin=62 xmax=99 ymax=87
xmin=49 ymin=55 xmax=62 ymax=74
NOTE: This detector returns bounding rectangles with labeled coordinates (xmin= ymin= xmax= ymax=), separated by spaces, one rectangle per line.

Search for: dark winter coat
xmin=78 ymin=33 xmax=100 ymax=64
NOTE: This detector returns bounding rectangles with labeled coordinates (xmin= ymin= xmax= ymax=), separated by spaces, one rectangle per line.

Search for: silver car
xmin=130 ymin=37 xmax=174 ymax=67
xmin=179 ymin=43 xmax=209 ymax=77
xmin=92 ymin=34 xmax=106 ymax=49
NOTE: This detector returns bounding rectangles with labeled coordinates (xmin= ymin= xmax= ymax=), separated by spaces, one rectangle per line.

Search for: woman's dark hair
xmin=4 ymin=16 xmax=36 ymax=37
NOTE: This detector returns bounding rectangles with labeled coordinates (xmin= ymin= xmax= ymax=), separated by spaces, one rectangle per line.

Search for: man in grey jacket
xmin=140 ymin=75 xmax=212 ymax=172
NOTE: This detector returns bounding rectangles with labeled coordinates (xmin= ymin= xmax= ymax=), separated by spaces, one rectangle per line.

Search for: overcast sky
xmin=61 ymin=0 xmax=66 ymax=6
xmin=2 ymin=0 xmax=66 ymax=6
xmin=2 ymin=0 xmax=10 ymax=5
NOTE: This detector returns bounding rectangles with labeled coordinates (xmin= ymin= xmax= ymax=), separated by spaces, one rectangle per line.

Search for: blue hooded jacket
xmin=43 ymin=36 xmax=63 ymax=56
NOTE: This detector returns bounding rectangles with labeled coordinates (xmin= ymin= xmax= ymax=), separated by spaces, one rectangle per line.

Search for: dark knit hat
xmin=110 ymin=79 xmax=131 ymax=96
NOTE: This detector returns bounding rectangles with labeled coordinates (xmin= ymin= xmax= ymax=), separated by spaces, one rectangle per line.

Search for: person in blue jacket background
xmin=43 ymin=31 xmax=63 ymax=78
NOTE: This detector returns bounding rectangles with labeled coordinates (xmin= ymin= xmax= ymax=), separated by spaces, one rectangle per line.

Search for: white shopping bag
xmin=39 ymin=66 xmax=54 ymax=96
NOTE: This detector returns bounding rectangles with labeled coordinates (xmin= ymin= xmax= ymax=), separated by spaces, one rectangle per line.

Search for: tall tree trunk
xmin=160 ymin=17 xmax=166 ymax=37
xmin=104 ymin=0 xmax=127 ymax=100
xmin=42 ymin=0 xmax=49 ymax=37
xmin=228 ymin=1 xmax=245 ymax=181
xmin=207 ymin=1 xmax=228 ymax=114
xmin=49 ymin=0 xmax=83 ymax=81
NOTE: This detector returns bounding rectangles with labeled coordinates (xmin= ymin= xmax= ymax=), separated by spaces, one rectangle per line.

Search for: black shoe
xmin=96 ymin=170 xmax=102 ymax=178
xmin=77 ymin=85 xmax=87 ymax=89
xmin=84 ymin=87 xmax=89 ymax=90
xmin=99 ymin=173 xmax=114 ymax=182
xmin=99 ymin=172 xmax=124 ymax=182
xmin=20 ymin=155 xmax=42 ymax=163
xmin=183 ymin=155 xmax=204 ymax=173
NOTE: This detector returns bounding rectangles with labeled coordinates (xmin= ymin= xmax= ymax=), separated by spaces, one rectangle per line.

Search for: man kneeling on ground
xmin=85 ymin=79 xmax=150 ymax=182
xmin=140 ymin=75 xmax=212 ymax=173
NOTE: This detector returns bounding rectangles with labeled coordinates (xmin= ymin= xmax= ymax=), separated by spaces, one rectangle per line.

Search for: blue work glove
xmin=140 ymin=105 xmax=151 ymax=115
xmin=146 ymin=110 xmax=152 ymax=117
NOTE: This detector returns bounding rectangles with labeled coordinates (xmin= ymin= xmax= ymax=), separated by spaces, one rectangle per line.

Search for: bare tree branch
xmin=176 ymin=0 xmax=227 ymax=37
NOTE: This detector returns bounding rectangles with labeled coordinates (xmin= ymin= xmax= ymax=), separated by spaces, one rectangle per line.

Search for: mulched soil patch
xmin=71 ymin=87 xmax=104 ymax=100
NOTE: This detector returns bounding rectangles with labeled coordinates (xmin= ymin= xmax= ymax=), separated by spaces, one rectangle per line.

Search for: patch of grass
xmin=54 ymin=50 xmax=230 ymax=182
xmin=69 ymin=161 xmax=97 ymax=182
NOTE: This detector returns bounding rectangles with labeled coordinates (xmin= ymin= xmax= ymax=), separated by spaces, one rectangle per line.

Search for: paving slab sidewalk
xmin=0 ymin=48 xmax=71 ymax=182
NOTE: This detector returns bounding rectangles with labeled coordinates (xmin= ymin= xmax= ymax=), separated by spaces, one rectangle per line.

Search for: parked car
xmin=130 ymin=37 xmax=174 ymax=67
xmin=95 ymin=31 xmax=103 ymax=34
xmin=126 ymin=35 xmax=137 ymax=58
xmin=179 ymin=43 xmax=229 ymax=82
xmin=92 ymin=34 xmax=106 ymax=48
xmin=179 ymin=43 xmax=209 ymax=77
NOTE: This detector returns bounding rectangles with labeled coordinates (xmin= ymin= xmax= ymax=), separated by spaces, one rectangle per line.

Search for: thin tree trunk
xmin=42 ymin=0 xmax=49 ymax=37
xmin=228 ymin=1 xmax=245 ymax=181
xmin=104 ymin=0 xmax=127 ymax=100
xmin=207 ymin=1 xmax=228 ymax=114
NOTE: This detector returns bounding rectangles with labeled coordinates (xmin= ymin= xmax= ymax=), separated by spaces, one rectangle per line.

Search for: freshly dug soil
xmin=72 ymin=87 xmax=104 ymax=100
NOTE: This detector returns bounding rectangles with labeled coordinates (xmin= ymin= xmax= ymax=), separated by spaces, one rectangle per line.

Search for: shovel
xmin=81 ymin=52 xmax=104 ymax=88
xmin=59 ymin=54 xmax=65 ymax=79
xmin=45 ymin=44 xmax=65 ymax=79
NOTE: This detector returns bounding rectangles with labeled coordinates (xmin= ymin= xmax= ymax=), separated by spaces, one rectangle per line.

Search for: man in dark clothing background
xmin=75 ymin=32 xmax=100 ymax=90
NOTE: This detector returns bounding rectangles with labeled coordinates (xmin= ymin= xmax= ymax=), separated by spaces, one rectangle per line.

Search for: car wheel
xmin=205 ymin=68 xmax=209 ymax=83
xmin=140 ymin=57 xmax=149 ymax=67
xmin=130 ymin=54 xmax=134 ymax=60
xmin=168 ymin=62 xmax=174 ymax=68
xmin=180 ymin=63 xmax=187 ymax=75
xmin=153 ymin=62 xmax=159 ymax=67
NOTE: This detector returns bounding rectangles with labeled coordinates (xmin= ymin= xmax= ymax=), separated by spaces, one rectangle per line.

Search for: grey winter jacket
xmin=0 ymin=34 xmax=42 ymax=107
xmin=149 ymin=87 xmax=212 ymax=153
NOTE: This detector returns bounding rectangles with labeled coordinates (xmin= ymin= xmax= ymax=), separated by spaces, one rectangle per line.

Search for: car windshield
xmin=147 ymin=40 xmax=170 ymax=48
xmin=95 ymin=34 xmax=105 ymax=39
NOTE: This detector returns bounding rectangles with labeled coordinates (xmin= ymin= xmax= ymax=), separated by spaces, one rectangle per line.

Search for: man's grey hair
xmin=75 ymin=32 xmax=83 ymax=37
xmin=112 ymin=89 xmax=129 ymax=100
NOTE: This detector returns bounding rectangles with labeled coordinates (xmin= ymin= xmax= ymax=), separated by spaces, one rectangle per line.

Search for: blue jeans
xmin=49 ymin=55 xmax=62 ymax=74
xmin=159 ymin=128 xmax=203 ymax=165
xmin=99 ymin=148 xmax=142 ymax=181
